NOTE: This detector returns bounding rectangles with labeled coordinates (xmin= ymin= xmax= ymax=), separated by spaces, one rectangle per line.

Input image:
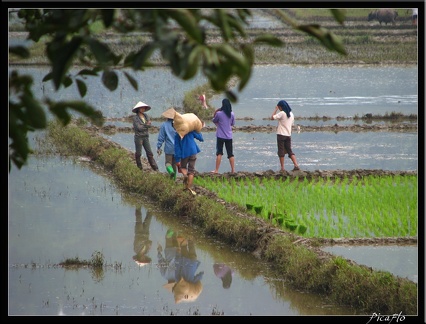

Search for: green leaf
xmin=131 ymin=43 xmax=156 ymax=69
xmin=63 ymin=76 xmax=73 ymax=88
xmin=215 ymin=44 xmax=246 ymax=69
xmin=48 ymin=100 xmax=104 ymax=127
xmin=253 ymin=34 xmax=284 ymax=47
xmin=330 ymin=9 xmax=346 ymax=25
xmin=42 ymin=72 xmax=53 ymax=82
xmin=297 ymin=25 xmax=346 ymax=55
xmin=47 ymin=36 xmax=83 ymax=90
xmin=100 ymin=9 xmax=115 ymax=27
xmin=180 ymin=46 xmax=201 ymax=80
xmin=22 ymin=96 xmax=47 ymax=129
xmin=77 ymin=68 xmax=100 ymax=77
xmin=124 ymin=71 xmax=138 ymax=91
xmin=225 ymin=90 xmax=237 ymax=103
xmin=101 ymin=70 xmax=118 ymax=91
xmin=9 ymin=46 xmax=30 ymax=58
xmin=217 ymin=9 xmax=232 ymax=41
xmin=166 ymin=9 xmax=203 ymax=43
xmin=113 ymin=54 xmax=123 ymax=65
xmin=87 ymin=38 xmax=115 ymax=65
xmin=76 ymin=79 xmax=87 ymax=97
xmin=224 ymin=12 xmax=247 ymax=37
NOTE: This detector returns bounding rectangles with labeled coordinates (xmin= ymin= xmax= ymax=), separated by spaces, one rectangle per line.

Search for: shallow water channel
xmin=8 ymin=65 xmax=418 ymax=315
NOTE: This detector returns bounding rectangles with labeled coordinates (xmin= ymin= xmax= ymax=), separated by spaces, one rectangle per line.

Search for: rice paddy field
xmin=194 ymin=174 xmax=417 ymax=238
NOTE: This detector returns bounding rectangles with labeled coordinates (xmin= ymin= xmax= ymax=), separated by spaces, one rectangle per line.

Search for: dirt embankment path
xmin=101 ymin=119 xmax=418 ymax=135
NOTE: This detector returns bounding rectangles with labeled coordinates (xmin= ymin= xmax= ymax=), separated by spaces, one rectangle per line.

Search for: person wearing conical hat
xmin=156 ymin=107 xmax=177 ymax=180
xmin=132 ymin=101 xmax=159 ymax=171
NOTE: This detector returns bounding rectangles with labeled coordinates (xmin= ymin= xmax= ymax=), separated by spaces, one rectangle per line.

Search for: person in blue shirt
xmin=174 ymin=129 xmax=204 ymax=196
xmin=211 ymin=98 xmax=235 ymax=174
xmin=157 ymin=107 xmax=177 ymax=180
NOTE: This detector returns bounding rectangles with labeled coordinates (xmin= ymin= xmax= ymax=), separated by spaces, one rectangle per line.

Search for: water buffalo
xmin=368 ymin=9 xmax=398 ymax=25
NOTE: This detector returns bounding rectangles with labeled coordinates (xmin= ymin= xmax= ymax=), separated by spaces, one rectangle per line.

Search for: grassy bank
xmin=45 ymin=120 xmax=417 ymax=314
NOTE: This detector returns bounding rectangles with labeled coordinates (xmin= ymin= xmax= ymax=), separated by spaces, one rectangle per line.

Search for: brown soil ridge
xmin=100 ymin=122 xmax=417 ymax=134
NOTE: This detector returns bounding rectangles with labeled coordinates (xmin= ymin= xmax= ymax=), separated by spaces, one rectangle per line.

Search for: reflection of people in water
xmin=157 ymin=229 xmax=179 ymax=289
xmin=213 ymin=263 xmax=234 ymax=289
xmin=171 ymin=236 xmax=204 ymax=303
xmin=133 ymin=206 xmax=152 ymax=266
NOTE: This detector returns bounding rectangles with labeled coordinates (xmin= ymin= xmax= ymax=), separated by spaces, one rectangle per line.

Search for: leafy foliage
xmin=9 ymin=8 xmax=347 ymax=172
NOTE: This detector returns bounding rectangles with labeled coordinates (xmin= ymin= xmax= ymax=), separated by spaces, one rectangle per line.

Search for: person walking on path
xmin=132 ymin=101 xmax=159 ymax=171
xmin=174 ymin=130 xmax=204 ymax=196
xmin=157 ymin=107 xmax=177 ymax=180
xmin=271 ymin=100 xmax=300 ymax=172
xmin=211 ymin=98 xmax=235 ymax=174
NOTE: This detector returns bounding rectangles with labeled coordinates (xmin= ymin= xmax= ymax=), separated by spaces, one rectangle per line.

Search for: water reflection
xmin=213 ymin=263 xmax=234 ymax=289
xmin=156 ymin=227 xmax=205 ymax=304
xmin=157 ymin=229 xmax=179 ymax=293
xmin=133 ymin=207 xmax=153 ymax=266
xmin=172 ymin=236 xmax=204 ymax=304
xmin=9 ymin=153 xmax=414 ymax=315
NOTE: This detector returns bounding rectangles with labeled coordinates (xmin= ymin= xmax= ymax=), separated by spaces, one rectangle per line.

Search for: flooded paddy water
xmin=8 ymin=65 xmax=419 ymax=315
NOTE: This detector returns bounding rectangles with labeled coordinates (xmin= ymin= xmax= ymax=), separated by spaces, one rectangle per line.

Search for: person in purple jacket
xmin=211 ymin=98 xmax=235 ymax=174
xmin=174 ymin=129 xmax=204 ymax=196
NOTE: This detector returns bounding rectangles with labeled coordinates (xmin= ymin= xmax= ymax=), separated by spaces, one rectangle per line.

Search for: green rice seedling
xmin=275 ymin=215 xmax=285 ymax=226
xmin=262 ymin=212 xmax=271 ymax=222
xmin=254 ymin=205 xmax=263 ymax=215
xmin=288 ymin=223 xmax=298 ymax=232
xmin=284 ymin=219 xmax=296 ymax=229
xmin=297 ymin=224 xmax=308 ymax=235
xmin=197 ymin=173 xmax=417 ymax=239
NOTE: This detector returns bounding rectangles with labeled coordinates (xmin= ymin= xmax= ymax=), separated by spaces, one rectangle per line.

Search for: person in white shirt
xmin=271 ymin=100 xmax=300 ymax=172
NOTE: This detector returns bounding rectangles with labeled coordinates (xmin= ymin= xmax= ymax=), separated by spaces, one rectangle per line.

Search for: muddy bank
xmin=100 ymin=122 xmax=417 ymax=135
